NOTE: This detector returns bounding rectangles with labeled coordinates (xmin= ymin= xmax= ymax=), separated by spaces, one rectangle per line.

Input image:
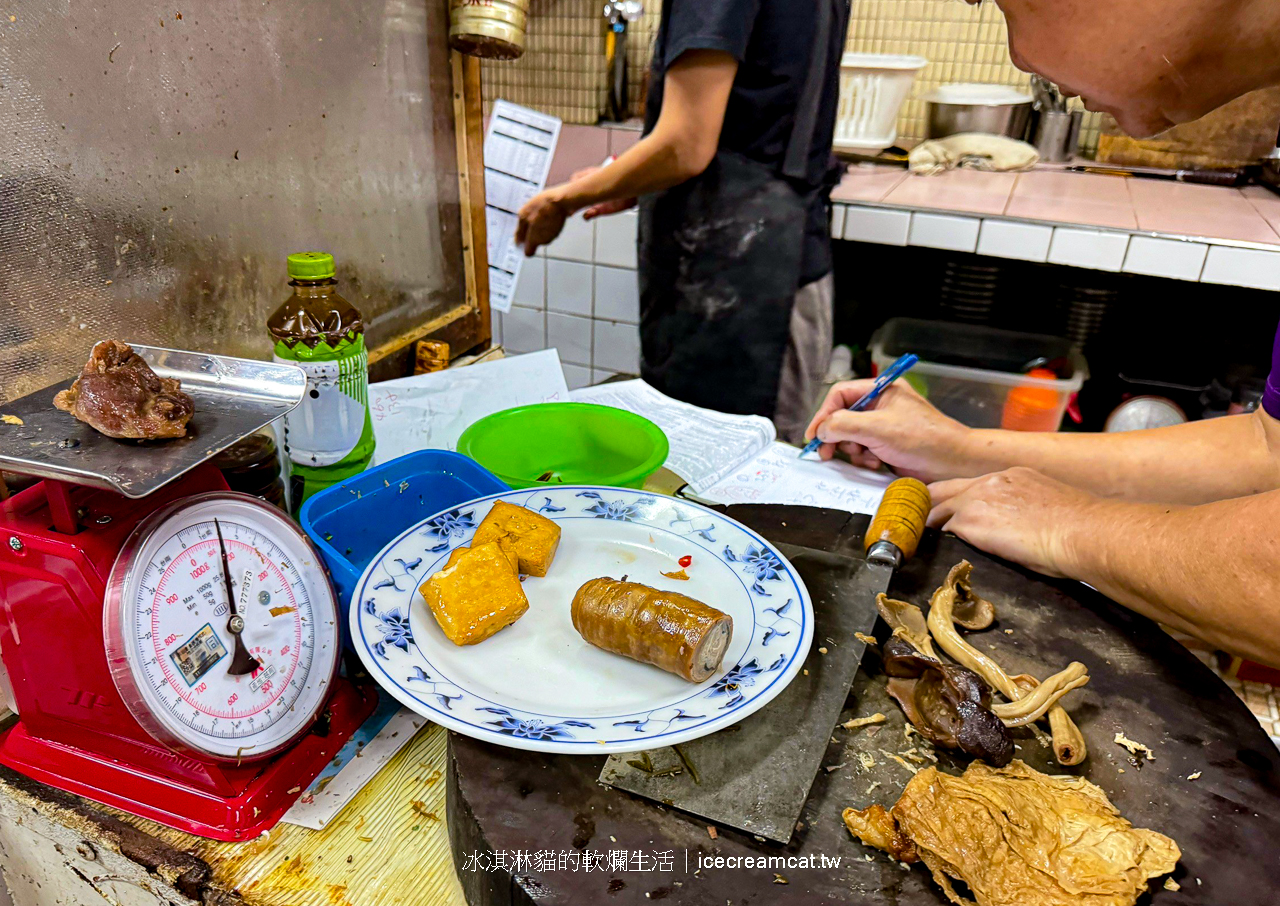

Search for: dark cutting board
xmin=447 ymin=505 xmax=1280 ymax=905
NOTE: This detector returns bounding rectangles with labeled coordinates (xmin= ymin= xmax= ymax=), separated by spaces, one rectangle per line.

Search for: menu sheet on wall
xmin=484 ymin=100 xmax=562 ymax=313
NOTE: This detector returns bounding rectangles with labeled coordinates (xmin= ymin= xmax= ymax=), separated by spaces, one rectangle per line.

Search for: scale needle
xmin=215 ymin=518 xmax=261 ymax=677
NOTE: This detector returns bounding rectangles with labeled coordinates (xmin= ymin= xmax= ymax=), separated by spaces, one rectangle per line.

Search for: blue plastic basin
xmin=299 ymin=450 xmax=509 ymax=644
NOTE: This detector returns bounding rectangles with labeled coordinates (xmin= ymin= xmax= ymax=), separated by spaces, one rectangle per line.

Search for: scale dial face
xmin=105 ymin=492 xmax=339 ymax=761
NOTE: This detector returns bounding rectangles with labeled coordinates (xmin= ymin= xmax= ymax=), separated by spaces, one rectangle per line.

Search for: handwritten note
xmin=568 ymin=380 xmax=891 ymax=514
xmin=702 ymin=442 xmax=894 ymax=516
xmin=368 ymin=350 xmax=568 ymax=465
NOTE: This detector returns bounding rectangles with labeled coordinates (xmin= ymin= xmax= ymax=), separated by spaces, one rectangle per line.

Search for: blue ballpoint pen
xmin=800 ymin=353 xmax=919 ymax=458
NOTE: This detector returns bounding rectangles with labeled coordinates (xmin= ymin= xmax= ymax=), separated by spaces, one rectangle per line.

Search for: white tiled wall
xmin=546 ymin=259 xmax=593 ymax=316
xmin=1123 ymin=236 xmax=1209 ymax=282
xmin=497 ymin=210 xmax=641 ymax=391
xmin=908 ymin=213 xmax=981 ymax=253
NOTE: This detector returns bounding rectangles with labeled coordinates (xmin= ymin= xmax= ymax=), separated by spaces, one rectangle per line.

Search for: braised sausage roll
xmin=571 ymin=578 xmax=733 ymax=682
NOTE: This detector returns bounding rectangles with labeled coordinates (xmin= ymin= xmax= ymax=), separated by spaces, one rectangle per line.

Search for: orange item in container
xmin=1001 ymin=369 xmax=1063 ymax=432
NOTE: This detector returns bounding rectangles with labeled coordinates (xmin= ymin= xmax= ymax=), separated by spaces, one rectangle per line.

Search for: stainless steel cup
xmin=1033 ymin=110 xmax=1084 ymax=162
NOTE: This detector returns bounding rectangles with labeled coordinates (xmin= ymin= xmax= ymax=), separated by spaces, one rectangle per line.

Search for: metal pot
xmin=924 ymin=84 xmax=1034 ymax=141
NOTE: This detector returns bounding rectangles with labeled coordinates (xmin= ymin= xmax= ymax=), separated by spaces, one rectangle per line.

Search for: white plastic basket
xmin=834 ymin=53 xmax=928 ymax=153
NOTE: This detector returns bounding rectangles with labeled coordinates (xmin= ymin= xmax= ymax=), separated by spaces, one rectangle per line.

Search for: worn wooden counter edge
xmin=0 ymin=719 xmax=466 ymax=906
xmin=0 ymin=761 xmax=240 ymax=905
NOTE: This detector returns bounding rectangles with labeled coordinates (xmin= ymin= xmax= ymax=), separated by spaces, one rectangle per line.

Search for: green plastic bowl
xmin=457 ymin=403 xmax=669 ymax=490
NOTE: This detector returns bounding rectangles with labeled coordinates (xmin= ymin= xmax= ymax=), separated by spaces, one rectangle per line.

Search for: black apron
xmin=638 ymin=0 xmax=838 ymax=418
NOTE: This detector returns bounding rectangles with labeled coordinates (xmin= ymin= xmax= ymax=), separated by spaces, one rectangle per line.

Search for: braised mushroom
xmin=950 ymin=561 xmax=996 ymax=630
xmin=876 ymin=593 xmax=937 ymax=658
xmin=927 ymin=561 xmax=1089 ymax=765
xmin=882 ymin=641 xmax=1015 ymax=767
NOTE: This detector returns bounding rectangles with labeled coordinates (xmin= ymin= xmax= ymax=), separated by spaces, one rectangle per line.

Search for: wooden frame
xmin=368 ymin=49 xmax=491 ymax=383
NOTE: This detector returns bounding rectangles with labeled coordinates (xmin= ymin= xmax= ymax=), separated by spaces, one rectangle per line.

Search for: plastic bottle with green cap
xmin=268 ymin=252 xmax=375 ymax=509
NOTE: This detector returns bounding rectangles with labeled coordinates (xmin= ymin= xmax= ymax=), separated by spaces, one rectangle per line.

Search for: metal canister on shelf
xmin=449 ymin=0 xmax=529 ymax=60
xmin=1032 ymin=109 xmax=1083 ymax=162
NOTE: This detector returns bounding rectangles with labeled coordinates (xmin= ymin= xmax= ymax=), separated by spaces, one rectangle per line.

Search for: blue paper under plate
xmin=299 ymin=450 xmax=509 ymax=642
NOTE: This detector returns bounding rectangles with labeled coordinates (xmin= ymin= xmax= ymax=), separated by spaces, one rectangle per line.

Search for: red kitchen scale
xmin=0 ymin=345 xmax=376 ymax=840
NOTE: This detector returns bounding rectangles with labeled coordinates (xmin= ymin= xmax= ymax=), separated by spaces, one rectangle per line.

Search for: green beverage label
xmin=273 ymin=335 xmax=373 ymax=469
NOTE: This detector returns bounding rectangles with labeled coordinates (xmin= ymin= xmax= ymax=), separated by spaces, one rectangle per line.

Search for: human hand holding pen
xmin=802 ymin=371 xmax=976 ymax=483
xmin=800 ymin=354 xmax=919 ymax=460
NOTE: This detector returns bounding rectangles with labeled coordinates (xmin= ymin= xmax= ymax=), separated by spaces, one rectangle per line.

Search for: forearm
xmin=1061 ymin=490 xmax=1280 ymax=665
xmin=551 ymin=130 xmax=707 ymax=215
xmin=549 ymin=48 xmax=735 ymax=215
xmin=958 ymin=410 xmax=1280 ymax=503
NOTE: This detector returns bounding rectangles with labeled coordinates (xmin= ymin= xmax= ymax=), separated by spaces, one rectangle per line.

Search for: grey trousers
xmin=773 ymin=273 xmax=835 ymax=445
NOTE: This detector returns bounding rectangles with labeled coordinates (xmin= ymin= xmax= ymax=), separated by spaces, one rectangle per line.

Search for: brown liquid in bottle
xmin=267 ymin=277 xmax=364 ymax=350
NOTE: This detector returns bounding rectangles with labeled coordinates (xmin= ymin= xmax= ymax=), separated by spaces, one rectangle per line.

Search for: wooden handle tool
xmin=864 ymin=477 xmax=930 ymax=567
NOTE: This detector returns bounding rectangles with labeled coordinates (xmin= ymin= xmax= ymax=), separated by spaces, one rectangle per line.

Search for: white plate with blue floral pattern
xmin=350 ymin=486 xmax=813 ymax=754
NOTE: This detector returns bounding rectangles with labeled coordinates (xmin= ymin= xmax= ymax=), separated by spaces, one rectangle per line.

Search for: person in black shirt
xmin=518 ymin=0 xmax=850 ymax=443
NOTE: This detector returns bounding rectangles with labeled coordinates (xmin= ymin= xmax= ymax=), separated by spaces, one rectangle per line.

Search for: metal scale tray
xmin=0 ymin=344 xmax=304 ymax=498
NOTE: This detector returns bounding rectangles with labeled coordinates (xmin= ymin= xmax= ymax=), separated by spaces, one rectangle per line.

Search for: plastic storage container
xmin=870 ymin=319 xmax=1086 ymax=431
xmin=834 ymin=53 xmax=929 ymax=153
xmin=299 ymin=450 xmax=509 ymax=640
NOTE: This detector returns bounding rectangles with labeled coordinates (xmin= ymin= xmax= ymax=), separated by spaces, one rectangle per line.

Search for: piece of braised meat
xmin=54 ymin=341 xmax=194 ymax=440
xmin=883 ymin=636 xmax=1015 ymax=767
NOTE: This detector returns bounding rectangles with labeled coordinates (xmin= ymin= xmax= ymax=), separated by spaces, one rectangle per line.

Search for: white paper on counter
xmin=701 ymin=441 xmax=894 ymax=516
xmin=484 ymin=100 xmax=562 ymax=313
xmin=569 ymin=379 xmax=893 ymax=514
xmin=281 ymin=694 xmax=425 ymax=830
xmin=570 ymin=380 xmax=776 ymax=494
xmin=368 ymin=350 xmax=569 ymax=465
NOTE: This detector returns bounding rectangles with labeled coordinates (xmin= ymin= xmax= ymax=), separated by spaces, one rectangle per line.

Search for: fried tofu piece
xmin=420 ymin=541 xmax=529 ymax=645
xmin=472 ymin=500 xmax=561 ymax=577
xmin=442 ymin=539 xmax=519 ymax=574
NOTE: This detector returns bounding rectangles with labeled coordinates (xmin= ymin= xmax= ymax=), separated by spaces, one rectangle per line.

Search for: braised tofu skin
xmin=844 ymin=760 xmax=1180 ymax=906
